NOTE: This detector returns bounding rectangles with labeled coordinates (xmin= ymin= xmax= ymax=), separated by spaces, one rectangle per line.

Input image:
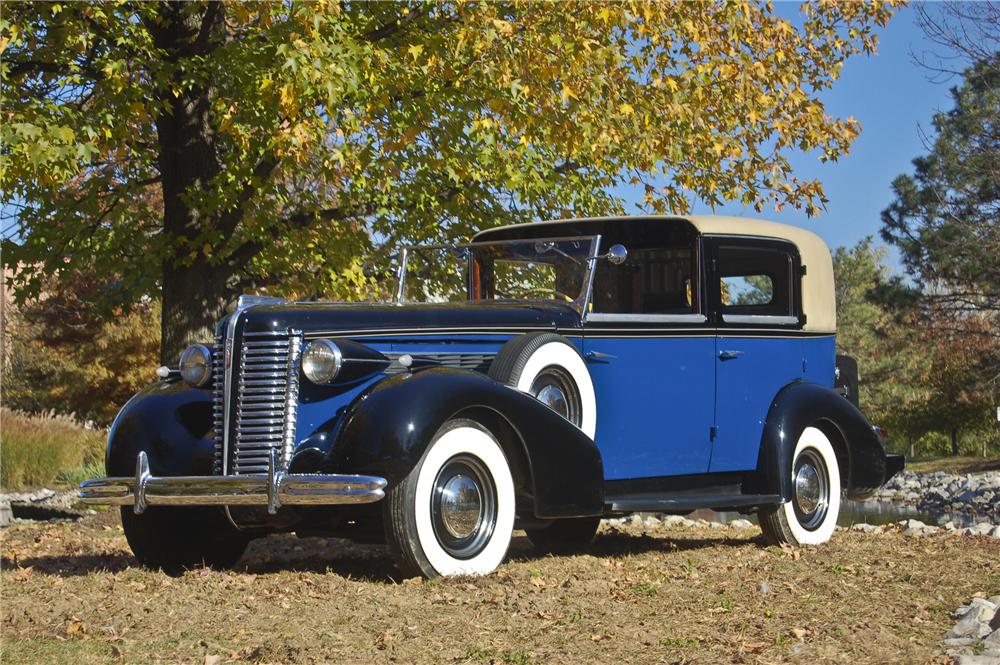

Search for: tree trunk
xmin=151 ymin=2 xmax=236 ymax=364
xmin=908 ymin=435 xmax=915 ymax=459
xmin=950 ymin=428 xmax=960 ymax=456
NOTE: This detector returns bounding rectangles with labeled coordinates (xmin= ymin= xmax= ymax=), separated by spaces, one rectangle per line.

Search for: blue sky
xmin=619 ymin=3 xmax=956 ymax=267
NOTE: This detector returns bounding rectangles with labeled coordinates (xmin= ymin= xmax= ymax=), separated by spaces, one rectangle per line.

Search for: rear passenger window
xmin=718 ymin=244 xmax=795 ymax=319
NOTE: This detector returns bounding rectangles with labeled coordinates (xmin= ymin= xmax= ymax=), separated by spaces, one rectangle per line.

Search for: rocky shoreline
xmin=872 ymin=469 xmax=1000 ymax=525
xmin=942 ymin=595 xmax=1000 ymax=665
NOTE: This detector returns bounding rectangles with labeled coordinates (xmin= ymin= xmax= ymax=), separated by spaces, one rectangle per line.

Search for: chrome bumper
xmin=80 ymin=452 xmax=387 ymax=515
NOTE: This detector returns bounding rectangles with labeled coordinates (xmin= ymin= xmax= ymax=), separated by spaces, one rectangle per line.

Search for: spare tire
xmin=489 ymin=332 xmax=597 ymax=439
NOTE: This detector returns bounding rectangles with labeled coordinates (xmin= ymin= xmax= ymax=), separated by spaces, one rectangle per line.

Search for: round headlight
xmin=302 ymin=339 xmax=343 ymax=384
xmin=179 ymin=345 xmax=212 ymax=387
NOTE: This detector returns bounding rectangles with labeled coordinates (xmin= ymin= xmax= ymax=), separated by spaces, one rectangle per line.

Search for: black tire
xmin=383 ymin=419 xmax=516 ymax=578
xmin=120 ymin=506 xmax=250 ymax=574
xmin=525 ymin=517 xmax=601 ymax=554
xmin=488 ymin=332 xmax=596 ymax=438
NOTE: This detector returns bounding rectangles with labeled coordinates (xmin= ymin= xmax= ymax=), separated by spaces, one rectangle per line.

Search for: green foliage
xmin=880 ymin=54 xmax=1000 ymax=388
xmin=833 ymin=239 xmax=997 ymax=456
xmin=1 ymin=1 xmax=900 ymax=358
xmin=3 ymin=272 xmax=160 ymax=426
xmin=0 ymin=409 xmax=106 ymax=488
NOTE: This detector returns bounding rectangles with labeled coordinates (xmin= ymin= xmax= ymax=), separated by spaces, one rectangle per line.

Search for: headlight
xmin=179 ymin=345 xmax=212 ymax=387
xmin=302 ymin=339 xmax=343 ymax=384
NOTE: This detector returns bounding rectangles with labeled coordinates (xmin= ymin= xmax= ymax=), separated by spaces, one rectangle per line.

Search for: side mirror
xmin=605 ymin=244 xmax=628 ymax=265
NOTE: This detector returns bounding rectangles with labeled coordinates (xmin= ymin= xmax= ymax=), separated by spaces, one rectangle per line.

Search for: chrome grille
xmin=211 ymin=338 xmax=225 ymax=474
xmin=229 ymin=331 xmax=302 ymax=474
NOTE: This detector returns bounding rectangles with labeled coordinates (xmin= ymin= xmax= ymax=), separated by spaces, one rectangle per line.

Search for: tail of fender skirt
xmin=884 ymin=453 xmax=904 ymax=483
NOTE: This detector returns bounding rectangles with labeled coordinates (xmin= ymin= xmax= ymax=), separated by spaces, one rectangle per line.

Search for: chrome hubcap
xmin=431 ymin=454 xmax=497 ymax=559
xmin=439 ymin=474 xmax=482 ymax=539
xmin=792 ymin=448 xmax=830 ymax=531
xmin=530 ymin=366 xmax=582 ymax=426
xmin=535 ymin=384 xmax=569 ymax=419
xmin=794 ymin=464 xmax=821 ymax=514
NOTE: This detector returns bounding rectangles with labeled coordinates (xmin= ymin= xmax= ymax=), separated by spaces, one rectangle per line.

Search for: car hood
xmin=232 ymin=300 xmax=582 ymax=338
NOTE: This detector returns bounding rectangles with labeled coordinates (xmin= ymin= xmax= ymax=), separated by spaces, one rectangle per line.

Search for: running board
xmin=605 ymin=493 xmax=782 ymax=514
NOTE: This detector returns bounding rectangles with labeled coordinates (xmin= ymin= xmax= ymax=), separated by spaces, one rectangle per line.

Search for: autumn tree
xmin=2 ymin=1 xmax=899 ymax=362
xmin=832 ymin=240 xmax=931 ymax=453
xmin=3 ymin=272 xmax=161 ymax=425
xmin=880 ymin=54 xmax=1000 ymax=389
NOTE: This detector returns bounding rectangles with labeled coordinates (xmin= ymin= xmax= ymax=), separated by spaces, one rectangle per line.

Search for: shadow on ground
xmin=5 ymin=529 xmax=760 ymax=582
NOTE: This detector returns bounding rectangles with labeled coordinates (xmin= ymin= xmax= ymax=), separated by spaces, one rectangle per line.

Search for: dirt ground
xmin=2 ymin=510 xmax=998 ymax=665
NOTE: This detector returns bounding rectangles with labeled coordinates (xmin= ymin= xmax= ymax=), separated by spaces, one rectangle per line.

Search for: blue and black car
xmin=81 ymin=216 xmax=904 ymax=577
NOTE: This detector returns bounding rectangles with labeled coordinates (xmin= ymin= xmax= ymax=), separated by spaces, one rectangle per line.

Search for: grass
xmin=4 ymin=512 xmax=999 ymax=664
xmin=906 ymin=456 xmax=1000 ymax=475
xmin=0 ymin=409 xmax=106 ymax=488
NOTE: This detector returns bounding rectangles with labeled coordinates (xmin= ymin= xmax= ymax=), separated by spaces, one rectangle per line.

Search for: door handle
xmin=718 ymin=350 xmax=744 ymax=361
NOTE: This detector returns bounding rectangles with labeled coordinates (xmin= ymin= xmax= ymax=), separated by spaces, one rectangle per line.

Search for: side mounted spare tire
xmin=489 ymin=332 xmax=596 ymax=439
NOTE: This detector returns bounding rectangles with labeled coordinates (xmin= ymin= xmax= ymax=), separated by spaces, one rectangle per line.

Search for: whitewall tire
xmin=384 ymin=419 xmax=515 ymax=578
xmin=489 ymin=333 xmax=597 ymax=439
xmin=759 ymin=426 xmax=842 ymax=547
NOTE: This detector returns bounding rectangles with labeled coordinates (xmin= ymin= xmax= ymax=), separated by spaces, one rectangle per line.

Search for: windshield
xmin=397 ymin=236 xmax=600 ymax=312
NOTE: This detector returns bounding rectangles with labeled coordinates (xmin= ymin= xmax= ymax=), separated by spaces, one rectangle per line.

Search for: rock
xmin=946 ymin=613 xmax=994 ymax=640
xmin=729 ymin=519 xmax=754 ymax=529
xmin=709 ymin=521 xmax=726 ymax=529
xmin=759 ymin=580 xmax=770 ymax=595
xmin=990 ymin=526 xmax=1000 ymax=539
xmin=851 ymin=523 xmax=879 ymax=533
xmin=0 ymin=501 xmax=11 ymax=528
xmin=661 ymin=515 xmax=688 ymax=528
xmin=943 ymin=637 xmax=979 ymax=648
xmin=957 ymin=655 xmax=1000 ymax=665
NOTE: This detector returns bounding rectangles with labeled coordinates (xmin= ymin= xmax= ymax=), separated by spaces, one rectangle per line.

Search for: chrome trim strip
xmin=302 ymin=325 xmax=557 ymax=339
xmin=721 ymin=314 xmax=799 ymax=326
xmin=80 ymin=468 xmax=388 ymax=512
xmin=584 ymin=313 xmax=708 ymax=324
xmin=281 ymin=331 xmax=302 ymax=467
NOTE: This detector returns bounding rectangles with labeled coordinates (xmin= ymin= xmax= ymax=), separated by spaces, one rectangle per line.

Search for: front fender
xmin=329 ymin=368 xmax=604 ymax=518
xmin=752 ymin=381 xmax=896 ymax=501
xmin=105 ymin=380 xmax=215 ymax=478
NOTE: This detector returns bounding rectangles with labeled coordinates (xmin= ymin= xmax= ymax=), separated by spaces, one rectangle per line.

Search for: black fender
xmin=751 ymin=381 xmax=895 ymax=501
xmin=328 ymin=367 xmax=604 ymax=518
xmin=105 ymin=380 xmax=215 ymax=478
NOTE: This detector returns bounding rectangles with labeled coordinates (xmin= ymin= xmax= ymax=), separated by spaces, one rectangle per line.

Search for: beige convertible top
xmin=474 ymin=215 xmax=836 ymax=333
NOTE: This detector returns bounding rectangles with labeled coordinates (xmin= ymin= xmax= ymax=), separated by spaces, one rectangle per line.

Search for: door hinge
xmin=710 ymin=425 xmax=718 ymax=441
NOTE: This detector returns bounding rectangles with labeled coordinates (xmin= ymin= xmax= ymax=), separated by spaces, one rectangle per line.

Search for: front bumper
xmin=80 ymin=452 xmax=387 ymax=515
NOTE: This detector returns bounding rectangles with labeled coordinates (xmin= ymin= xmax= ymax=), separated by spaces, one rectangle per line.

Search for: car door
xmin=582 ymin=226 xmax=715 ymax=480
xmin=706 ymin=236 xmax=806 ymax=473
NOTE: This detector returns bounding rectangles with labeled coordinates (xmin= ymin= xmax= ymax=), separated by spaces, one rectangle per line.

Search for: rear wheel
xmin=384 ymin=419 xmax=515 ymax=578
xmin=758 ymin=427 xmax=842 ymax=546
xmin=525 ymin=517 xmax=601 ymax=554
xmin=120 ymin=506 xmax=250 ymax=574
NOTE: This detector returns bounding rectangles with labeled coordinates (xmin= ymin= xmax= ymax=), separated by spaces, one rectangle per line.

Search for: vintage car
xmin=81 ymin=216 xmax=904 ymax=577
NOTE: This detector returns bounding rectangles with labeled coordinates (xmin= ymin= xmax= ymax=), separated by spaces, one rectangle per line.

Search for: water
xmin=690 ymin=499 xmax=982 ymax=528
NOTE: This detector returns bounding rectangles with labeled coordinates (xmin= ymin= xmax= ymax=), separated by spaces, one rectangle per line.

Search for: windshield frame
xmin=395 ymin=235 xmax=603 ymax=314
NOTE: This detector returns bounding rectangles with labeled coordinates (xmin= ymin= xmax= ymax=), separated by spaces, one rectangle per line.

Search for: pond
xmin=688 ymin=499 xmax=981 ymax=528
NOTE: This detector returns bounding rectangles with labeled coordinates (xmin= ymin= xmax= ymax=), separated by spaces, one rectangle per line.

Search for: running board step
xmin=606 ymin=493 xmax=782 ymax=513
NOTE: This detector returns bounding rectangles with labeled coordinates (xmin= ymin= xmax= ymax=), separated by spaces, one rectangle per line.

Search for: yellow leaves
xmin=491 ymin=18 xmax=514 ymax=38
xmin=407 ymin=44 xmax=423 ymax=61
xmin=561 ymin=83 xmax=577 ymax=103
xmin=619 ymin=103 xmax=634 ymax=117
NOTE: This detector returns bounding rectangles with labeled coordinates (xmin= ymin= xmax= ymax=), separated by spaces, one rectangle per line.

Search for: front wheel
xmin=758 ymin=426 xmax=842 ymax=547
xmin=121 ymin=506 xmax=250 ymax=574
xmin=383 ymin=419 xmax=516 ymax=578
